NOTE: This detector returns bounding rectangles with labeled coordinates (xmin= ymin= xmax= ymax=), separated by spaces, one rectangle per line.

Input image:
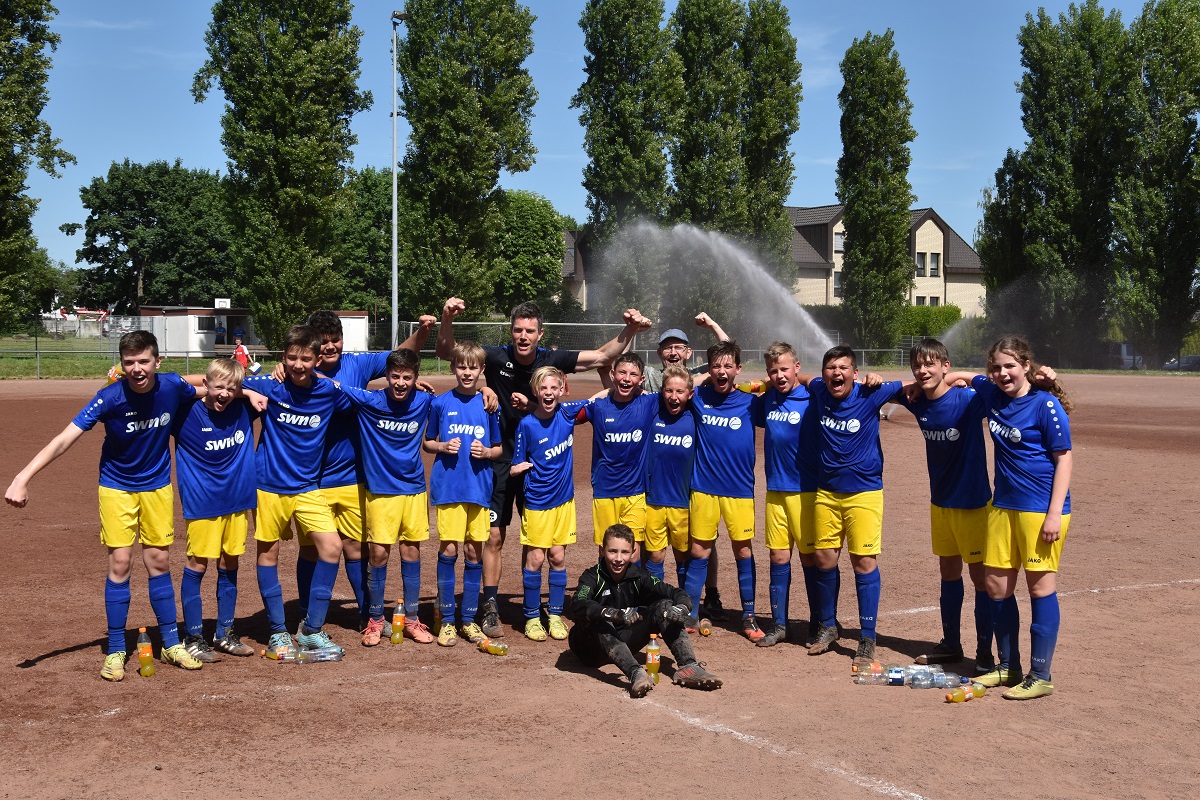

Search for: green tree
xmin=493 ymin=189 xmax=569 ymax=313
xmin=60 ymin=159 xmax=235 ymax=313
xmin=836 ymin=30 xmax=916 ymax=349
xmin=398 ymin=0 xmax=537 ymax=319
xmin=0 ymin=247 xmax=67 ymax=333
xmin=742 ymin=0 xmax=802 ymax=283
xmin=334 ymin=166 xmax=392 ymax=321
xmin=193 ymin=0 xmax=370 ymax=347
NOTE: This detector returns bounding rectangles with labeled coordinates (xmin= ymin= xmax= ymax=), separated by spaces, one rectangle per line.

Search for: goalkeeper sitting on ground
xmin=569 ymin=524 xmax=722 ymax=697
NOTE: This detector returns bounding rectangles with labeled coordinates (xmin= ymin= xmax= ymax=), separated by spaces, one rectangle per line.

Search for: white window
xmin=915 ymin=252 xmax=926 ymax=277
xmin=834 ymin=231 xmax=845 ymax=252
xmin=930 ymin=252 xmax=940 ymax=277
xmin=833 ymin=270 xmax=843 ymax=298
xmin=915 ymin=296 xmax=926 ymax=306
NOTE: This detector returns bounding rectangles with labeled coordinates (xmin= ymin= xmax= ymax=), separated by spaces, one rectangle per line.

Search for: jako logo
xmin=125 ymin=412 xmax=171 ymax=433
xmin=653 ymin=433 xmax=693 ymax=449
xmin=378 ymin=419 xmax=420 ymax=435
xmin=988 ymin=418 xmax=1022 ymax=443
xmin=544 ymin=434 xmax=574 ymax=460
xmin=205 ymin=429 xmax=247 ymax=451
xmin=922 ymin=427 xmax=961 ymax=442
xmin=603 ymin=430 xmax=644 ymax=444
xmin=279 ymin=412 xmax=321 ymax=428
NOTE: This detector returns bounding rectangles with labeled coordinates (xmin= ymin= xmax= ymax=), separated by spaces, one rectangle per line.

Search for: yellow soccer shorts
xmin=98 ymin=484 xmax=174 ymax=549
xmin=689 ymin=491 xmax=755 ymax=543
xmin=435 ymin=502 xmax=490 ymax=543
xmin=645 ymin=505 xmax=689 ymax=553
xmin=592 ymin=494 xmax=647 ymax=545
xmin=185 ymin=511 xmax=250 ymax=559
xmin=323 ymin=483 xmax=367 ymax=542
xmin=520 ymin=500 xmax=577 ymax=549
xmin=765 ymin=490 xmax=816 ymax=554
xmin=255 ymin=489 xmax=335 ymax=545
xmin=985 ymin=506 xmax=1070 ymax=572
xmin=814 ymin=489 xmax=884 ymax=556
xmin=930 ymin=504 xmax=988 ymax=562
xmin=366 ymin=491 xmax=430 ymax=545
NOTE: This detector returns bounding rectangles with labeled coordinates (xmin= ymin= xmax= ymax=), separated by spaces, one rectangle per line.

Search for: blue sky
xmin=29 ymin=0 xmax=1148 ymax=272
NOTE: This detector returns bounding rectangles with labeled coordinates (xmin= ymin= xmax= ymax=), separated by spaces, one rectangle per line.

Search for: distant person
xmin=214 ymin=320 xmax=227 ymax=346
xmin=232 ymin=335 xmax=251 ymax=369
xmin=641 ymin=313 xmax=730 ymax=392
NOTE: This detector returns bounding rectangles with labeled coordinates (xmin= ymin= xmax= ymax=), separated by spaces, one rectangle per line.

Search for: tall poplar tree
xmin=836 ymin=30 xmax=916 ymax=349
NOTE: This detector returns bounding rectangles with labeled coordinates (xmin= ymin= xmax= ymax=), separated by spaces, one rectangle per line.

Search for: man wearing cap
xmin=643 ymin=313 xmax=730 ymax=391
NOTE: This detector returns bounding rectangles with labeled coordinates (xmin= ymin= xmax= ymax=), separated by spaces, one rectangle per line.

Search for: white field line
xmin=880 ymin=577 xmax=1200 ymax=618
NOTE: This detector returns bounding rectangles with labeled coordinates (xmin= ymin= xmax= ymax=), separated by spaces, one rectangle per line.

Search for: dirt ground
xmin=0 ymin=371 xmax=1197 ymax=800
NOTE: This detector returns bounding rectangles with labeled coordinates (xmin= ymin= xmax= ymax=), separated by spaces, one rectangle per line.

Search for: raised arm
xmin=399 ymin=314 xmax=438 ymax=353
xmin=435 ymin=297 xmax=465 ymax=360
xmin=575 ymin=309 xmax=653 ymax=371
xmin=694 ymin=312 xmax=730 ymax=343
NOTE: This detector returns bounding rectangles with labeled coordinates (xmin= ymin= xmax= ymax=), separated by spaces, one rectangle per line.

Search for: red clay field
xmin=0 ymin=372 xmax=1196 ymax=799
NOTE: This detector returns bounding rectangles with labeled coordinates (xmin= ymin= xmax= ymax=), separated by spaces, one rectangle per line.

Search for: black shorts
xmin=489 ymin=460 xmax=524 ymax=529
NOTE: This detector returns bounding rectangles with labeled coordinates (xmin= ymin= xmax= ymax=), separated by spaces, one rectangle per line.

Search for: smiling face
xmin=911 ymin=356 xmax=951 ymax=397
xmin=283 ymin=345 xmax=318 ymax=387
xmin=602 ymin=535 xmax=634 ymax=579
xmin=766 ymin=353 xmax=800 ymax=393
xmin=658 ymin=338 xmax=691 ymax=367
xmin=317 ymin=333 xmax=343 ymax=368
xmin=386 ymin=367 xmax=417 ymax=402
xmin=534 ymin=374 xmax=564 ymax=414
xmin=707 ymin=354 xmax=741 ymax=394
xmin=988 ymin=349 xmax=1030 ymax=398
xmin=204 ymin=374 xmax=238 ymax=412
xmin=120 ymin=347 xmax=161 ymax=394
xmin=510 ymin=317 xmax=544 ymax=364
xmin=661 ymin=375 xmax=692 ymax=415
xmin=822 ymin=355 xmax=858 ymax=400
xmin=610 ymin=360 xmax=645 ymax=402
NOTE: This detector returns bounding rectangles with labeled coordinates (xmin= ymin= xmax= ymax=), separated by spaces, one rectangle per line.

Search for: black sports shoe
xmin=755 ymin=623 xmax=788 ymax=648
xmin=807 ymin=624 xmax=839 ymax=655
xmin=852 ymin=637 xmax=876 ymax=669
xmin=629 ymin=667 xmax=655 ymax=698
xmin=916 ymin=639 xmax=964 ymax=665
xmin=702 ymin=590 xmax=726 ymax=621
xmin=672 ymin=661 xmax=722 ymax=690
xmin=480 ymin=597 xmax=504 ymax=638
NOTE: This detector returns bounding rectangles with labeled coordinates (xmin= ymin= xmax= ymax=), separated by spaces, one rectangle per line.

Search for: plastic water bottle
xmin=390 ymin=606 xmax=405 ymax=645
xmin=645 ymin=634 xmax=661 ymax=684
xmin=946 ymin=683 xmax=986 ymax=703
xmin=260 ymin=648 xmax=344 ymax=663
xmin=853 ymin=671 xmax=888 ymax=685
xmin=136 ymin=627 xmax=156 ymax=677
xmin=478 ymin=637 xmax=509 ymax=656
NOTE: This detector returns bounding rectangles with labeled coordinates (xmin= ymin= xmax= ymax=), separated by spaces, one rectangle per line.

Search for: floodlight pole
xmin=391 ymin=10 xmax=409 ymax=349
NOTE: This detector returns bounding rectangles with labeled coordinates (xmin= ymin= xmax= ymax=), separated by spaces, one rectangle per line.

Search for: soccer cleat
xmin=755 ymin=623 xmax=788 ymax=648
xmin=361 ymin=617 xmax=385 ymax=647
xmin=460 ymin=622 xmax=486 ymax=644
xmin=975 ymin=666 xmax=1023 ymax=688
xmin=184 ymin=634 xmax=222 ymax=663
xmin=265 ymin=632 xmax=294 ymax=659
xmin=629 ymin=667 xmax=655 ymax=698
xmin=672 ymin=661 xmax=723 ymax=690
xmin=480 ymin=598 xmax=504 ymax=638
xmin=101 ymin=651 xmax=127 ymax=682
xmin=212 ymin=632 xmax=254 ymax=657
xmin=437 ymin=622 xmax=458 ymax=647
xmin=916 ymin=640 xmax=964 ymax=665
xmin=702 ymin=590 xmax=727 ymax=621
xmin=741 ymin=614 xmax=765 ymax=643
xmin=524 ymin=618 xmax=548 ymax=642
xmin=297 ymin=625 xmax=345 ymax=656
xmin=1003 ymin=674 xmax=1055 ymax=700
xmin=546 ymin=614 xmax=569 ymax=641
xmin=403 ymin=617 xmax=435 ymax=644
xmin=852 ymin=637 xmax=876 ymax=670
xmin=807 ymin=624 xmax=839 ymax=655
xmin=160 ymin=643 xmax=204 ymax=670
xmin=663 ymin=605 xmax=700 ymax=629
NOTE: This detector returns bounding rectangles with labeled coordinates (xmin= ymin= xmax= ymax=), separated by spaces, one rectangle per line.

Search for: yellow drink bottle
xmin=390 ymin=605 xmax=405 ymax=645
xmin=645 ymin=634 xmax=661 ymax=684
xmin=136 ymin=627 xmax=156 ymax=677
xmin=946 ymin=683 xmax=986 ymax=703
xmin=478 ymin=637 xmax=509 ymax=656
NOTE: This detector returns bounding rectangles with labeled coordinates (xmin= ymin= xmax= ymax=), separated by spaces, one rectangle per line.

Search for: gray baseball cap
xmin=658 ymin=329 xmax=689 ymax=346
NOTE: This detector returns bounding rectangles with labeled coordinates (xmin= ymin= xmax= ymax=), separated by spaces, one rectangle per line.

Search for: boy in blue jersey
xmin=332 ymin=349 xmax=436 ymax=646
xmin=510 ymin=366 xmax=586 ymax=642
xmin=241 ymin=325 xmax=352 ymax=657
xmin=681 ymin=340 xmax=764 ymax=643
xmin=751 ymin=342 xmax=821 ymax=648
xmin=805 ymin=345 xmax=905 ymax=668
xmin=423 ymin=341 xmax=502 ymax=646
xmin=646 ymin=365 xmax=698 ymax=595
xmin=173 ymin=358 xmax=259 ymax=661
xmin=6 ymin=331 xmax=205 ymax=679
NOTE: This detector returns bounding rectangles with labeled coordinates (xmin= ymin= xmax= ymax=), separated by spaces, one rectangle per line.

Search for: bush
xmin=899 ymin=304 xmax=962 ymax=336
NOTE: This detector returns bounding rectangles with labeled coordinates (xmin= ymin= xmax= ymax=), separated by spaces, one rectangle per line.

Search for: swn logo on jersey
xmin=278 ymin=412 xmax=322 ymax=429
xmin=988 ymin=418 xmax=1022 ymax=443
xmin=448 ymin=423 xmax=486 ymax=439
xmin=820 ymin=416 xmax=861 ymax=433
xmin=205 ymin=429 xmax=247 ymax=451
xmin=922 ymin=427 xmax=961 ymax=442
xmin=543 ymin=434 xmax=574 ymax=460
xmin=767 ymin=409 xmax=802 ymax=425
xmin=377 ymin=419 xmax=420 ymax=435
xmin=701 ymin=414 xmax=742 ymax=430
xmin=125 ymin=412 xmax=172 ymax=433
xmin=603 ymin=430 xmax=643 ymax=444
xmin=652 ymin=433 xmax=693 ymax=449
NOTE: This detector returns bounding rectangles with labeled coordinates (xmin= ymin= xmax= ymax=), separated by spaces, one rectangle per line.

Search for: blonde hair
xmin=987 ymin=335 xmax=1074 ymax=414
xmin=452 ymin=340 xmax=486 ymax=369
xmin=764 ymin=341 xmax=798 ymax=366
xmin=661 ymin=364 xmax=693 ymax=390
xmin=207 ymin=357 xmax=245 ymax=386
xmin=530 ymin=365 xmax=565 ymax=394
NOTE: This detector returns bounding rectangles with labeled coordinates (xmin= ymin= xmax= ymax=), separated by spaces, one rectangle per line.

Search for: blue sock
xmin=483 ymin=584 xmax=499 ymax=606
xmin=104 ymin=577 xmax=131 ymax=654
xmin=303 ymin=559 xmax=339 ymax=631
xmin=437 ymin=553 xmax=458 ymax=625
xmin=401 ymin=558 xmax=421 ymax=617
xmin=147 ymin=572 xmax=181 ymax=648
xmin=834 ymin=565 xmax=842 ymax=620
xmin=181 ymin=567 xmax=205 ymax=639
xmin=462 ymin=560 xmax=482 ymax=623
xmin=769 ymin=561 xmax=791 ymax=629
xmin=675 ymin=558 xmax=688 ymax=588
xmin=215 ymin=568 xmax=237 ymax=639
xmin=644 ymin=559 xmax=665 ymax=582
xmin=522 ymin=568 xmax=542 ymax=620
xmin=344 ymin=558 xmax=367 ymax=622
xmin=296 ymin=557 xmax=316 ymax=620
xmin=736 ymin=555 xmax=756 ymax=616
xmin=683 ymin=557 xmax=708 ymax=615
xmin=548 ymin=568 xmax=568 ymax=615
xmin=991 ymin=595 xmax=1021 ymax=672
xmin=814 ymin=567 xmax=838 ymax=627
xmin=974 ymin=590 xmax=993 ymax=662
xmin=802 ymin=564 xmax=819 ymax=627
xmin=1029 ymin=592 xmax=1060 ymax=680
xmin=367 ymin=563 xmax=388 ymax=620
xmin=256 ymin=564 xmax=287 ymax=633
xmin=940 ymin=578 xmax=964 ymax=648
xmin=854 ymin=567 xmax=881 ymax=640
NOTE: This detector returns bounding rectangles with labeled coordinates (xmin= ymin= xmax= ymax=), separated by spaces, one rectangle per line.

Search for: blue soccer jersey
xmin=646 ymin=400 xmax=696 ymax=509
xmin=753 ymin=385 xmax=818 ymax=493
xmin=72 ymin=372 xmax=196 ymax=491
xmin=810 ymin=378 xmax=904 ymax=493
xmin=512 ymin=404 xmax=580 ymax=511
xmin=242 ymin=374 xmax=349 ymax=494
xmin=691 ymin=385 xmax=755 ymax=499
xmin=583 ymin=392 xmax=658 ymax=499
xmin=895 ymin=386 xmax=992 ymax=509
xmin=318 ymin=351 xmax=390 ymax=489
xmin=338 ymin=385 xmax=433 ymax=496
xmin=426 ymin=389 xmax=501 ymax=507
xmin=972 ymin=376 xmax=1072 ymax=514
xmin=172 ymin=398 xmax=257 ymax=519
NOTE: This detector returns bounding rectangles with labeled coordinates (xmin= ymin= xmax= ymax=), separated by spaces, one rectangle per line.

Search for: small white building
xmin=136 ymin=307 xmax=368 ymax=355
